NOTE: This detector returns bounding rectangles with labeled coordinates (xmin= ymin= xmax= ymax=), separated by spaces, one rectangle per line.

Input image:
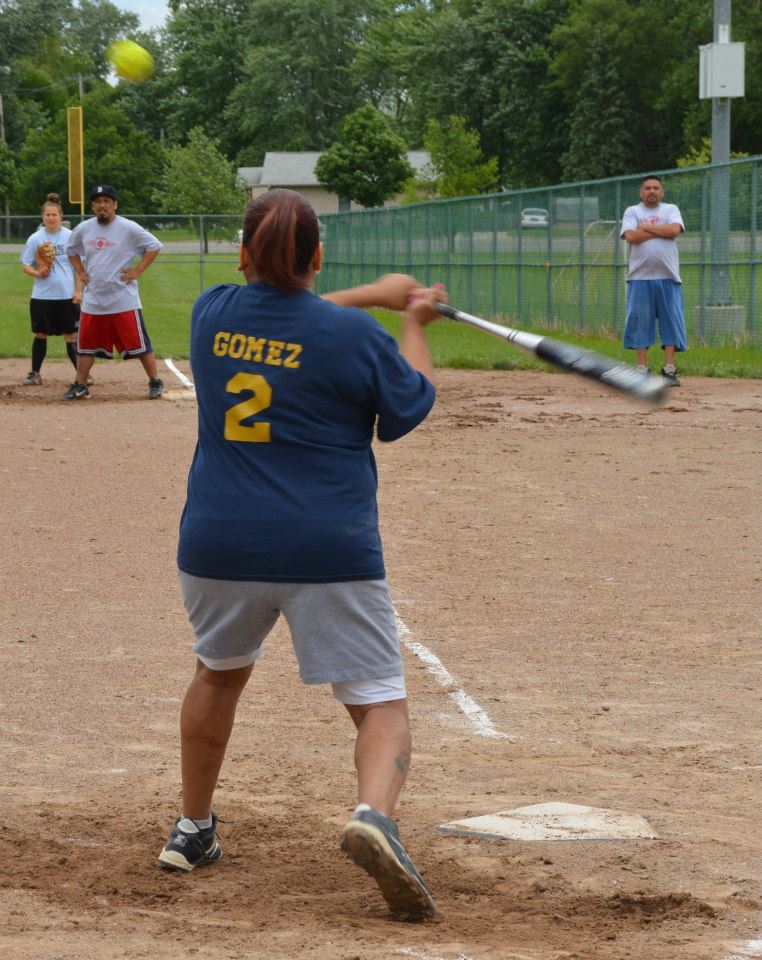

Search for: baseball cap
xmin=89 ymin=184 xmax=118 ymax=201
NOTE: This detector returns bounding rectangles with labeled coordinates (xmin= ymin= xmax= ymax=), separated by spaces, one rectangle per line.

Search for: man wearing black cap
xmin=64 ymin=184 xmax=165 ymax=400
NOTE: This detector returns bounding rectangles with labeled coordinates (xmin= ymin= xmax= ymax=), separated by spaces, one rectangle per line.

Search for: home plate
xmin=162 ymin=388 xmax=196 ymax=402
xmin=438 ymin=802 xmax=659 ymax=842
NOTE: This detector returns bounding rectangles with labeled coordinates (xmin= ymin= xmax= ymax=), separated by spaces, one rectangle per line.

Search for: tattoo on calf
xmin=394 ymin=750 xmax=411 ymax=776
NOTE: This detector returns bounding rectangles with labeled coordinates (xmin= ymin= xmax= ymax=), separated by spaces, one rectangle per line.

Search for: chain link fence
xmin=315 ymin=157 xmax=761 ymax=347
xmin=3 ymin=158 xmax=760 ymax=347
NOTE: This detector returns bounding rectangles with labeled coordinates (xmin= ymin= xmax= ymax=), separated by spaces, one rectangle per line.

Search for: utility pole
xmin=710 ymin=0 xmax=732 ymax=304
xmin=698 ymin=0 xmax=746 ymax=335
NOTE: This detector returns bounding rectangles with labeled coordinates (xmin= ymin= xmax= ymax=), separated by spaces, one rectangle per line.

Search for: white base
xmin=439 ymin=801 xmax=659 ymax=842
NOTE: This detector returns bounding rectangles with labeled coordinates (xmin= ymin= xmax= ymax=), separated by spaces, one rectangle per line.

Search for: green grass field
xmin=3 ymin=252 xmax=761 ymax=377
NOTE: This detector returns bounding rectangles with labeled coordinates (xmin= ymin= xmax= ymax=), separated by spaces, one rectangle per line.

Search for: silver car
xmin=520 ymin=207 xmax=549 ymax=228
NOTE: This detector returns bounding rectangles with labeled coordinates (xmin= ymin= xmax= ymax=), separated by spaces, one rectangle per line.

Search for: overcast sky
xmin=118 ymin=1 xmax=170 ymax=31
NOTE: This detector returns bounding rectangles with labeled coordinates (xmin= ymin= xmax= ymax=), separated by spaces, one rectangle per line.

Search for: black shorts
xmin=30 ymin=298 xmax=81 ymax=336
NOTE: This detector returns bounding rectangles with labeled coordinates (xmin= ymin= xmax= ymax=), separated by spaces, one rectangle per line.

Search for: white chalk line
xmin=718 ymin=940 xmax=762 ymax=960
xmin=165 ymin=358 xmax=195 ymax=391
xmin=396 ymin=949 xmax=474 ymax=960
xmin=395 ymin=611 xmax=513 ymax=741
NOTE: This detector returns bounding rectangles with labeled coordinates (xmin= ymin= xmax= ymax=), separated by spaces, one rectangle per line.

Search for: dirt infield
xmin=0 ymin=357 xmax=759 ymax=960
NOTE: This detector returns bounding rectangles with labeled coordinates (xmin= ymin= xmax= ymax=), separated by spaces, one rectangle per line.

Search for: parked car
xmin=520 ymin=207 xmax=549 ymax=228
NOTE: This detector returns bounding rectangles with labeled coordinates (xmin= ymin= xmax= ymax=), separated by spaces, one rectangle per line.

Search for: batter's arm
xmin=322 ymin=273 xmax=421 ymax=311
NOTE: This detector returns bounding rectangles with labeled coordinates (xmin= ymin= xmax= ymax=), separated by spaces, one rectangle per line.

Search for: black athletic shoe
xmin=148 ymin=377 xmax=164 ymax=399
xmin=60 ymin=382 xmax=90 ymax=400
xmin=340 ymin=805 xmax=436 ymax=919
xmin=660 ymin=367 xmax=681 ymax=386
xmin=157 ymin=815 xmax=223 ymax=873
xmin=22 ymin=371 xmax=42 ymax=385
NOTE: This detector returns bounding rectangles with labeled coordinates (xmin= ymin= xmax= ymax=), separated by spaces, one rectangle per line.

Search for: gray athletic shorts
xmin=178 ymin=572 xmax=406 ymax=705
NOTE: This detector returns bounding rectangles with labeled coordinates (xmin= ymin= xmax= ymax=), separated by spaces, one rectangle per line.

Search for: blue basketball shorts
xmin=623 ymin=280 xmax=687 ymax=352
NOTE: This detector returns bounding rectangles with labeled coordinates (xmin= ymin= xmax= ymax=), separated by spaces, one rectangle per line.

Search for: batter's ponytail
xmin=242 ymin=189 xmax=320 ymax=293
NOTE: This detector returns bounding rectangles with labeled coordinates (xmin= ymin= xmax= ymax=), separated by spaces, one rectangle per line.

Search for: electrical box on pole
xmin=699 ymin=42 xmax=745 ymax=98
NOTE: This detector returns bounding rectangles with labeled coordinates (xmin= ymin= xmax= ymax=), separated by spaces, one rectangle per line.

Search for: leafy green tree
xmin=0 ymin=139 xmax=16 ymax=207
xmin=11 ymin=89 xmax=165 ymax=212
xmin=316 ymin=106 xmax=412 ymax=208
xmin=153 ymin=127 xmax=243 ymax=214
xmin=560 ymin=30 xmax=633 ymax=180
xmin=162 ymin=0 xmax=248 ymax=157
xmin=224 ymin=0 xmax=383 ymax=164
xmin=419 ymin=115 xmax=498 ymax=198
xmin=65 ymin=0 xmax=140 ymax=79
xmin=384 ymin=0 xmax=570 ymax=187
xmin=0 ymin=0 xmax=73 ymax=65
xmin=550 ymin=0 xmax=708 ymax=173
xmin=676 ymin=137 xmax=749 ymax=168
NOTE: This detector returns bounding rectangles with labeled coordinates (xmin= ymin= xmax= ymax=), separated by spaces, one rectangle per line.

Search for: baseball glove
xmin=36 ymin=241 xmax=56 ymax=269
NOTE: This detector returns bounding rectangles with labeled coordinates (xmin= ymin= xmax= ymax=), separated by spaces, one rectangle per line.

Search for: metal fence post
xmin=699 ymin=170 xmax=708 ymax=341
xmin=750 ymin=159 xmax=758 ymax=338
xmin=546 ymin=190 xmax=553 ymax=326
xmin=492 ymin=196 xmax=498 ymax=316
xmin=579 ymin=184 xmax=586 ymax=329
xmin=517 ymin=195 xmax=523 ymax=323
xmin=613 ymin=180 xmax=622 ymax=335
xmin=467 ymin=201 xmax=474 ymax=313
xmin=199 ymin=215 xmax=205 ymax=294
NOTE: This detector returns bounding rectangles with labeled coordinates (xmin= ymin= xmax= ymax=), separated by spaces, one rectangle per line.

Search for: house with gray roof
xmin=238 ymin=151 xmax=431 ymax=214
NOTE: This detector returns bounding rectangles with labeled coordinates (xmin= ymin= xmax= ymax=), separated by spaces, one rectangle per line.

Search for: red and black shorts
xmin=30 ymin=298 xmax=80 ymax=337
xmin=77 ymin=309 xmax=154 ymax=360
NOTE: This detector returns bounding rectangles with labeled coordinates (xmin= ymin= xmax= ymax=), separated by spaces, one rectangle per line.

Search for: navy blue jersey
xmin=177 ymin=282 xmax=435 ymax=582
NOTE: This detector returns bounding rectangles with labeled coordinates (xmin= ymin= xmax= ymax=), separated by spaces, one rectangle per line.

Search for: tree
xmin=224 ymin=0 xmax=383 ymax=164
xmin=412 ymin=115 xmax=498 ymax=199
xmin=11 ymin=89 xmax=165 ymax=213
xmin=64 ymin=0 xmax=140 ymax=79
xmin=0 ymin=140 xmax=16 ymax=208
xmin=161 ymin=0 xmax=248 ymax=157
xmin=316 ymin=106 xmax=412 ymax=208
xmin=378 ymin=0 xmax=570 ymax=188
xmin=153 ymin=127 xmax=243 ymax=214
xmin=560 ymin=30 xmax=633 ymax=181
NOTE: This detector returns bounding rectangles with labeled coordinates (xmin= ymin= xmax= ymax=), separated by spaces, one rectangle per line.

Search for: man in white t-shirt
xmin=63 ymin=184 xmax=164 ymax=400
xmin=621 ymin=176 xmax=687 ymax=386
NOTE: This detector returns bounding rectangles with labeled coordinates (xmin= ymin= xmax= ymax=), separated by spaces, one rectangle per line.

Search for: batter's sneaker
xmin=148 ymin=377 xmax=164 ymax=399
xmin=60 ymin=382 xmax=90 ymax=400
xmin=157 ymin=815 xmax=222 ymax=873
xmin=660 ymin=367 xmax=681 ymax=386
xmin=340 ymin=805 xmax=436 ymax=919
xmin=22 ymin=371 xmax=42 ymax=385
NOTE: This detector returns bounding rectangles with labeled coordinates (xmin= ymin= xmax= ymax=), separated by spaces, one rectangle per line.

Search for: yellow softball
xmin=107 ymin=39 xmax=155 ymax=84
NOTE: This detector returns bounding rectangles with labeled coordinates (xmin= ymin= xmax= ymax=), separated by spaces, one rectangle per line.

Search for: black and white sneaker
xmin=340 ymin=805 xmax=436 ymax=919
xmin=157 ymin=815 xmax=223 ymax=873
xmin=22 ymin=371 xmax=42 ymax=385
xmin=148 ymin=377 xmax=164 ymax=399
xmin=60 ymin=381 xmax=90 ymax=400
xmin=660 ymin=367 xmax=681 ymax=386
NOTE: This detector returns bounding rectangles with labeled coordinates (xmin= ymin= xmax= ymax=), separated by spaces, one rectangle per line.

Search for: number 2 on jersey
xmin=224 ymin=372 xmax=272 ymax=442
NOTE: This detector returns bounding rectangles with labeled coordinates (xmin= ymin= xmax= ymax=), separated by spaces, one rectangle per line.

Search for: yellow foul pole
xmin=67 ymin=106 xmax=84 ymax=216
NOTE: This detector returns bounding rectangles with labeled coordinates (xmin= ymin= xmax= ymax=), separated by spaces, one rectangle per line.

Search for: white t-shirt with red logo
xmin=66 ymin=215 xmax=162 ymax=314
xmin=621 ymin=202 xmax=684 ymax=283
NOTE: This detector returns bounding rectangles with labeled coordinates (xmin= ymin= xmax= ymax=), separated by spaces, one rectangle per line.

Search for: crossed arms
xmin=623 ymin=222 xmax=683 ymax=245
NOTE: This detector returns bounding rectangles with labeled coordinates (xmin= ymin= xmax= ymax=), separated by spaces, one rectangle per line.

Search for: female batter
xmin=19 ymin=193 xmax=82 ymax=385
xmin=158 ymin=189 xmax=442 ymax=919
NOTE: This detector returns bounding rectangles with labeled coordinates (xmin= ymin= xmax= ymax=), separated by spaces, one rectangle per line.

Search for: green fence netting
xmin=315 ymin=157 xmax=761 ymax=347
xmin=2 ymin=158 xmax=759 ymax=348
